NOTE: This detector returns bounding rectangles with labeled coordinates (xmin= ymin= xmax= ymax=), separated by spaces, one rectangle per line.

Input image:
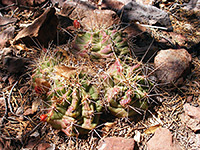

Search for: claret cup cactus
xmin=32 ymin=49 xmax=153 ymax=136
xmin=72 ymin=29 xmax=129 ymax=59
xmin=102 ymin=59 xmax=150 ymax=117
xmin=32 ymin=52 xmax=103 ymax=136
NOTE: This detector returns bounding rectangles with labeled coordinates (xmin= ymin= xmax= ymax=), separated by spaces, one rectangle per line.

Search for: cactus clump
xmin=32 ymin=52 xmax=103 ymax=136
xmin=102 ymin=59 xmax=150 ymax=117
xmin=32 ymin=51 xmax=153 ymax=136
xmin=72 ymin=29 xmax=130 ymax=59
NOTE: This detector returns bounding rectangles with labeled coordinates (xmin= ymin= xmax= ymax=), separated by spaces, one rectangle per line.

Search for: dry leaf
xmin=55 ymin=65 xmax=77 ymax=78
xmin=144 ymin=124 xmax=161 ymax=134
xmin=13 ymin=7 xmax=58 ymax=47
xmin=32 ymin=99 xmax=41 ymax=113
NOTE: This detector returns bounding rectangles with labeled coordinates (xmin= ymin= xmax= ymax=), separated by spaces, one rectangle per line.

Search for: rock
xmin=13 ymin=7 xmax=58 ymax=47
xmin=184 ymin=103 xmax=200 ymax=120
xmin=183 ymin=0 xmax=200 ymax=12
xmin=0 ymin=26 xmax=15 ymax=48
xmin=81 ymin=9 xmax=120 ymax=30
xmin=61 ymin=1 xmax=119 ymax=30
xmin=118 ymin=1 xmax=172 ymax=29
xmin=0 ymin=16 xmax=17 ymax=30
xmin=61 ymin=1 xmax=96 ymax=20
xmin=147 ymin=128 xmax=181 ymax=150
xmin=181 ymin=103 xmax=200 ymax=132
xmin=3 ymin=56 xmax=27 ymax=74
xmin=37 ymin=143 xmax=51 ymax=150
xmin=101 ymin=0 xmax=132 ymax=11
xmin=1 ymin=0 xmax=48 ymax=7
xmin=154 ymin=49 xmax=192 ymax=85
xmin=97 ymin=137 xmax=135 ymax=150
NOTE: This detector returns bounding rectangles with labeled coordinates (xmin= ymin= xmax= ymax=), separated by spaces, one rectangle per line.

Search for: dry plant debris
xmin=0 ymin=0 xmax=200 ymax=149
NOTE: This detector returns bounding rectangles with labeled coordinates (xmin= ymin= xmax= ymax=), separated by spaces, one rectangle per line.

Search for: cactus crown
xmin=72 ymin=28 xmax=130 ymax=59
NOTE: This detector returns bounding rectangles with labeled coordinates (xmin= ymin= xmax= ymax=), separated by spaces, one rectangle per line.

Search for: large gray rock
xmin=154 ymin=49 xmax=192 ymax=85
xmin=118 ymin=1 xmax=172 ymax=29
xmin=97 ymin=137 xmax=135 ymax=150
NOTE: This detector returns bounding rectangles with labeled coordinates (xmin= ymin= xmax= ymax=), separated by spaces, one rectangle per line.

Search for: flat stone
xmin=147 ymin=128 xmax=181 ymax=150
xmin=97 ymin=137 xmax=135 ymax=150
xmin=61 ymin=1 xmax=120 ymax=30
xmin=181 ymin=103 xmax=200 ymax=132
xmin=118 ymin=1 xmax=172 ymax=29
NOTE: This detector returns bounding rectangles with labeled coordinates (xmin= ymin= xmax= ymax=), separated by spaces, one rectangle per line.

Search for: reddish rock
xmin=181 ymin=103 xmax=200 ymax=132
xmin=154 ymin=49 xmax=192 ymax=85
xmin=61 ymin=1 xmax=120 ymax=31
xmin=101 ymin=0 xmax=131 ymax=10
xmin=1 ymin=0 xmax=47 ymax=7
xmin=147 ymin=128 xmax=181 ymax=150
xmin=184 ymin=103 xmax=200 ymax=120
xmin=97 ymin=137 xmax=135 ymax=150
xmin=37 ymin=143 xmax=51 ymax=150
xmin=61 ymin=1 xmax=96 ymax=20
xmin=14 ymin=7 xmax=58 ymax=47
xmin=81 ymin=9 xmax=120 ymax=30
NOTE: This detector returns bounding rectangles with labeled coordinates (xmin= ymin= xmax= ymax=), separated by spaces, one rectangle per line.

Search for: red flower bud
xmin=40 ymin=114 xmax=48 ymax=122
xmin=73 ymin=20 xmax=80 ymax=29
xmin=34 ymin=86 xmax=43 ymax=94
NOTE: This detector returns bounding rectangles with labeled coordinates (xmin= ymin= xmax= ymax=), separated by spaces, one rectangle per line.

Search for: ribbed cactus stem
xmin=72 ymin=29 xmax=129 ymax=59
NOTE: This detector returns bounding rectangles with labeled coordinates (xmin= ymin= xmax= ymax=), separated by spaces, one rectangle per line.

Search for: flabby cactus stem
xmin=65 ymin=89 xmax=80 ymax=117
xmin=127 ymin=63 xmax=141 ymax=77
xmin=119 ymin=89 xmax=133 ymax=107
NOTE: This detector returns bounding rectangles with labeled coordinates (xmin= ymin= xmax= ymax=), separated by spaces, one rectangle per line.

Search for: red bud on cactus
xmin=34 ymin=86 xmax=43 ymax=94
xmin=40 ymin=114 xmax=48 ymax=121
xmin=73 ymin=20 xmax=80 ymax=29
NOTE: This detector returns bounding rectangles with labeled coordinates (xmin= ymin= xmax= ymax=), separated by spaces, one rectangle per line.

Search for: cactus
xmin=32 ymin=50 xmax=153 ymax=136
xmin=103 ymin=59 xmax=150 ymax=117
xmin=32 ymin=52 xmax=103 ymax=136
xmin=72 ymin=29 xmax=130 ymax=59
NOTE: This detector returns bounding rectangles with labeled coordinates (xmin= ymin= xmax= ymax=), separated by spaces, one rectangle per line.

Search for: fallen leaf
xmin=144 ymin=124 xmax=161 ymax=134
xmin=55 ymin=65 xmax=77 ymax=79
xmin=24 ymin=108 xmax=33 ymax=116
xmin=13 ymin=7 xmax=58 ymax=47
xmin=32 ymin=99 xmax=41 ymax=113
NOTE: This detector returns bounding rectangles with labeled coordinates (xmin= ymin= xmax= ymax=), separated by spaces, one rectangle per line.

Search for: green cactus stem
xmin=103 ymin=59 xmax=151 ymax=117
xmin=72 ymin=29 xmax=129 ymax=59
